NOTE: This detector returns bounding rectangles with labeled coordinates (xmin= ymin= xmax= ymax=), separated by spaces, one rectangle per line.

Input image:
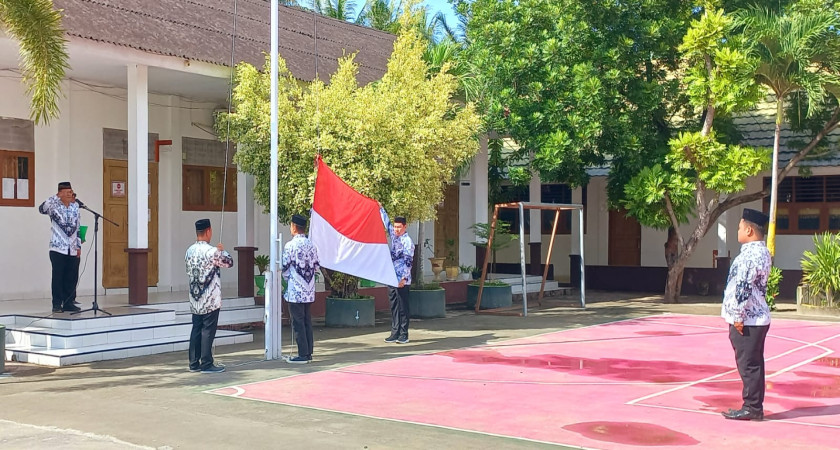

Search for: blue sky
xmin=422 ymin=0 xmax=459 ymax=25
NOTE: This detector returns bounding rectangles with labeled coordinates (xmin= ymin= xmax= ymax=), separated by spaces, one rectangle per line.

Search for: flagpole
xmin=266 ymin=0 xmax=282 ymax=360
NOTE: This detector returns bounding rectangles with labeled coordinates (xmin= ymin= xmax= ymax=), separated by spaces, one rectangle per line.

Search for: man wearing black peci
xmin=39 ymin=181 xmax=82 ymax=313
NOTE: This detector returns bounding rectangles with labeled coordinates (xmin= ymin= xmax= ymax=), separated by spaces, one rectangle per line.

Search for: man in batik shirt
xmin=282 ymin=214 xmax=320 ymax=364
xmin=39 ymin=181 xmax=83 ymax=313
xmin=380 ymin=209 xmax=414 ymax=344
xmin=721 ymin=208 xmax=772 ymax=421
xmin=185 ymin=218 xmax=233 ymax=373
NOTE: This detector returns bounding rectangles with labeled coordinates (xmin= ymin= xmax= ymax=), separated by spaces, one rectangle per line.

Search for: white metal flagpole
xmin=265 ymin=0 xmax=282 ymax=360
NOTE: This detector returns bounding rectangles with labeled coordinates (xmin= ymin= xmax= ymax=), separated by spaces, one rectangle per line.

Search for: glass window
xmin=798 ymin=208 xmax=821 ymax=231
xmin=183 ymin=165 xmax=237 ymax=212
xmin=0 ymin=150 xmax=34 ymax=207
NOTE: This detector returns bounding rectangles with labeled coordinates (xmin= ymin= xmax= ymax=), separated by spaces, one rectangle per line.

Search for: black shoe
xmin=64 ymin=305 xmax=82 ymax=312
xmin=200 ymin=365 xmax=225 ymax=373
xmin=722 ymin=408 xmax=763 ymax=421
xmin=188 ymin=366 xmax=200 ymax=372
xmin=52 ymin=307 xmax=63 ymax=313
xmin=396 ymin=337 xmax=410 ymax=344
xmin=286 ymin=356 xmax=310 ymax=364
xmin=384 ymin=335 xmax=398 ymax=343
xmin=73 ymin=301 xmax=81 ymax=305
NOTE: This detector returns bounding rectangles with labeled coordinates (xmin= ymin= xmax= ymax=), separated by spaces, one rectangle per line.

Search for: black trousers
xmin=189 ymin=308 xmax=220 ymax=370
xmin=729 ymin=324 xmax=770 ymax=412
xmin=49 ymin=251 xmax=80 ymax=310
xmin=388 ymin=285 xmax=410 ymax=339
xmin=289 ymin=302 xmax=314 ymax=358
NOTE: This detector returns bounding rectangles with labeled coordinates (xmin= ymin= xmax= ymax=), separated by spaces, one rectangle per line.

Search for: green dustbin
xmin=0 ymin=324 xmax=5 ymax=374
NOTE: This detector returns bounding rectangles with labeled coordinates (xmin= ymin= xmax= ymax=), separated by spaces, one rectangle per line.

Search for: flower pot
xmin=429 ymin=257 xmax=445 ymax=281
xmin=445 ymin=266 xmax=459 ymax=281
xmin=254 ymin=274 xmax=266 ymax=296
xmin=325 ymin=296 xmax=375 ymax=327
xmin=409 ymin=288 xmax=446 ymax=318
xmin=360 ymin=279 xmax=376 ymax=288
xmin=466 ymin=283 xmax=512 ymax=310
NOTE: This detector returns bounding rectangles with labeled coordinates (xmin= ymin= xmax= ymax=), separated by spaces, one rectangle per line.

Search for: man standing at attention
xmin=721 ymin=208 xmax=771 ymax=421
xmin=381 ymin=212 xmax=414 ymax=344
xmin=282 ymin=214 xmax=320 ymax=364
xmin=186 ymin=218 xmax=233 ymax=373
xmin=39 ymin=181 xmax=82 ymax=313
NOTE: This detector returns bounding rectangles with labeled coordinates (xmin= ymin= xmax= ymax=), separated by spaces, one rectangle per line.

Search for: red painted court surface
xmin=209 ymin=314 xmax=840 ymax=449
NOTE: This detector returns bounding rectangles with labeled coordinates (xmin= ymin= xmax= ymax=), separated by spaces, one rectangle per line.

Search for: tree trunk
xmin=663 ymin=227 xmax=684 ymax=303
xmin=664 ymin=258 xmax=688 ymax=304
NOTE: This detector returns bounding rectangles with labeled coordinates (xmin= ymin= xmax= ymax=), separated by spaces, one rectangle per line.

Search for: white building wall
xmin=0 ymin=76 xmax=254 ymax=301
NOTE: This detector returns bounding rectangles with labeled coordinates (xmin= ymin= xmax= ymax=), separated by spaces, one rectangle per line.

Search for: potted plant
xmin=425 ymin=238 xmax=445 ymax=281
xmin=798 ymin=232 xmax=840 ymax=312
xmin=469 ymin=221 xmax=518 ymax=276
xmin=459 ymin=265 xmax=475 ymax=281
xmin=466 ymin=280 xmax=513 ymax=310
xmin=253 ymin=254 xmax=269 ymax=305
xmin=324 ymin=270 xmax=376 ymax=327
xmin=409 ymin=281 xmax=446 ymax=319
xmin=444 ymin=238 xmax=459 ymax=281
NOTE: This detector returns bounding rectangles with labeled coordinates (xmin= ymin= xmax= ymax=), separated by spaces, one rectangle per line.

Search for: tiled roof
xmin=53 ymin=0 xmax=395 ymax=84
xmin=734 ymin=95 xmax=840 ymax=168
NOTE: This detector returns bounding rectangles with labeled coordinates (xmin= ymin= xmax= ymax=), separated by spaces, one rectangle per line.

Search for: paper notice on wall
xmin=17 ymin=179 xmax=29 ymax=199
xmin=2 ymin=178 xmax=14 ymax=199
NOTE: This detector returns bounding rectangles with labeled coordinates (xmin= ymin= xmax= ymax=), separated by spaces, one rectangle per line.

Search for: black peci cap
xmin=742 ymin=208 xmax=769 ymax=227
xmin=195 ymin=218 xmax=211 ymax=232
xmin=291 ymin=214 xmax=308 ymax=227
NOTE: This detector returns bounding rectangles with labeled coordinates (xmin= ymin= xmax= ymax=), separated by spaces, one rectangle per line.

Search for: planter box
xmin=466 ymin=284 xmax=512 ymax=310
xmin=409 ymin=289 xmax=446 ymax=319
xmin=325 ymin=297 xmax=375 ymax=327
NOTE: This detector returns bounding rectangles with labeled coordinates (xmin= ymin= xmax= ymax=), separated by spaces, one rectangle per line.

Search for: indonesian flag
xmin=310 ymin=156 xmax=399 ymax=287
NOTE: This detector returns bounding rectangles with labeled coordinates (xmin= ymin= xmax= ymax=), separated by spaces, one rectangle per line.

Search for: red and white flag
xmin=310 ymin=156 xmax=399 ymax=287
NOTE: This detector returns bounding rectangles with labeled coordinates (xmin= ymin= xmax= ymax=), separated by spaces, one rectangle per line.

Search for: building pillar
xmin=569 ymin=187 xmax=584 ymax=288
xmin=528 ymin=169 xmax=541 ymax=275
xmin=235 ymin=171 xmax=257 ymax=297
xmin=472 ymin=134 xmax=489 ymax=270
xmin=126 ymin=64 xmax=149 ymax=305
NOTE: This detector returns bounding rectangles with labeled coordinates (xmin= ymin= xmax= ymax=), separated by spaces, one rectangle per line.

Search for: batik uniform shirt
xmin=38 ymin=196 xmax=81 ymax=256
xmin=282 ymin=234 xmax=320 ymax=303
xmin=380 ymin=208 xmax=414 ymax=285
xmin=721 ymin=241 xmax=772 ymax=326
xmin=185 ymin=241 xmax=234 ymax=315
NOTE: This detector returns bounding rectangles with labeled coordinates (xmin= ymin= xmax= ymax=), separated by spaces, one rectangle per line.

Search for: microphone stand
xmin=73 ymin=203 xmax=119 ymax=316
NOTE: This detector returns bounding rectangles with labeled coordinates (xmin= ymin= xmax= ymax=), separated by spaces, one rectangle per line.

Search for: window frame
xmin=0 ymin=149 xmax=35 ymax=207
xmin=763 ymin=175 xmax=840 ymax=234
xmin=182 ymin=165 xmax=237 ymax=212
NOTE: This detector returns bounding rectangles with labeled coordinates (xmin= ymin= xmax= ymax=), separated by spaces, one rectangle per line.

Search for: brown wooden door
xmin=102 ymin=160 xmax=159 ymax=288
xmin=434 ymin=184 xmax=460 ymax=265
xmin=608 ymin=209 xmax=641 ymax=266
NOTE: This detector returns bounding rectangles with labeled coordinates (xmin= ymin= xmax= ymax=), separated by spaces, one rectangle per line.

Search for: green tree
xmin=311 ymin=0 xmax=359 ymax=22
xmin=458 ymin=0 xmax=696 ymax=194
xmin=734 ymin=5 xmax=840 ymax=256
xmin=623 ymin=6 xmax=840 ymax=303
xmin=0 ymin=0 xmax=70 ymax=124
xmin=356 ymin=0 xmax=403 ymax=33
xmin=216 ymin=13 xmax=480 ymax=223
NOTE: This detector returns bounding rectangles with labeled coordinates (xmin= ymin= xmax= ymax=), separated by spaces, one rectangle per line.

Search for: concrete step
xmin=174 ymin=305 xmax=264 ymax=326
xmin=8 ymin=308 xmax=175 ymax=332
xmin=134 ymin=296 xmax=255 ymax=314
xmin=6 ymin=322 xmax=192 ymax=350
xmin=5 ymin=330 xmax=252 ymax=367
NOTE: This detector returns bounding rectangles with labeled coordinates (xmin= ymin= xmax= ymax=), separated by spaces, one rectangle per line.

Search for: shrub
xmin=801 ymin=232 xmax=840 ymax=305
xmin=766 ymin=266 xmax=782 ymax=312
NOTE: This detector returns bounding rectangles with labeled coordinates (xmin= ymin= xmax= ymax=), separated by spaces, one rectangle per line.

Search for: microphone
xmin=75 ymin=198 xmax=86 ymax=208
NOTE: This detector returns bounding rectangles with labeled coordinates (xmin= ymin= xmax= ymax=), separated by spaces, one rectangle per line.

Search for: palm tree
xmin=735 ymin=7 xmax=840 ymax=256
xmin=0 ymin=0 xmax=69 ymax=124
xmin=356 ymin=0 xmax=402 ymax=34
xmin=311 ymin=0 xmax=359 ymax=22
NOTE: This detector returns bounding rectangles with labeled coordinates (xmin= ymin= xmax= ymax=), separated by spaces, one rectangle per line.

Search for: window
xmin=0 ymin=150 xmax=34 ymax=207
xmin=496 ymin=183 xmax=587 ymax=235
xmin=183 ymin=165 xmax=237 ymax=211
xmin=763 ymin=175 xmax=840 ymax=234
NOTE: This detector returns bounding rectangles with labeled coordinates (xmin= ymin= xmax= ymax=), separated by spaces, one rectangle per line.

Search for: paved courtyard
xmin=1 ymin=292 xmax=833 ymax=449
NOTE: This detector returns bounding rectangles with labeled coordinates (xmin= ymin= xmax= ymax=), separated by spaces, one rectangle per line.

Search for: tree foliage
xmin=217 ymin=16 xmax=480 ymax=223
xmin=458 ymin=0 xmax=696 ymax=195
xmin=0 ymin=0 xmax=70 ymax=124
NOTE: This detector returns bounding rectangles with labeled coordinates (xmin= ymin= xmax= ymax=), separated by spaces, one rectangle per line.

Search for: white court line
xmin=0 ymin=418 xmax=159 ymax=449
xmin=632 ymin=403 xmax=840 ymax=430
xmin=626 ymin=332 xmax=839 ymax=405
